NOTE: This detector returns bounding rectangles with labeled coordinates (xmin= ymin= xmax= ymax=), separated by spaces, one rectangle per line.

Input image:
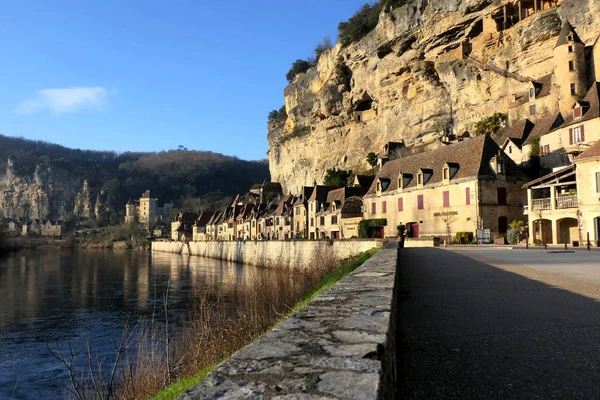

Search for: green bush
xmin=286 ymin=59 xmax=315 ymax=82
xmin=358 ymin=218 xmax=387 ymax=238
xmin=455 ymin=231 xmax=474 ymax=244
xmin=507 ymin=227 xmax=522 ymax=244
xmin=337 ymin=0 xmax=409 ymax=46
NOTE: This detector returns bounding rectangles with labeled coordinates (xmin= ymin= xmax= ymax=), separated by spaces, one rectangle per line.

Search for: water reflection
xmin=0 ymin=249 xmax=260 ymax=399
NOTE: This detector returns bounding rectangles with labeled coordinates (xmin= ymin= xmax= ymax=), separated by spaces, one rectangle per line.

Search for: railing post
xmin=564 ymin=232 xmax=567 ymax=250
xmin=526 ymin=232 xmax=529 ymax=249
xmin=588 ymin=232 xmax=591 ymax=251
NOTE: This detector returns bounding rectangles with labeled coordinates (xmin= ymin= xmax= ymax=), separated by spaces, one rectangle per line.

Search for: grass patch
xmin=150 ymin=362 xmax=220 ymax=400
xmin=149 ymin=247 xmax=380 ymax=400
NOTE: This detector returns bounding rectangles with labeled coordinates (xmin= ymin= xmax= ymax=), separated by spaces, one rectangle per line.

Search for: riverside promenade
xmin=398 ymin=247 xmax=600 ymax=399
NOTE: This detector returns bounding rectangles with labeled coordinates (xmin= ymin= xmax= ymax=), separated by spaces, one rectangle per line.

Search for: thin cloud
xmin=16 ymin=87 xmax=110 ymax=115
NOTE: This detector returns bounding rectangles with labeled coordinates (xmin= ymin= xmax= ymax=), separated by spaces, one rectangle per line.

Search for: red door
xmin=411 ymin=223 xmax=419 ymax=238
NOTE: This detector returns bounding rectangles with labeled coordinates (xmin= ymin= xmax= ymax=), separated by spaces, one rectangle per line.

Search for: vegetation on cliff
xmin=0 ymin=134 xmax=270 ymax=222
xmin=338 ymin=0 xmax=408 ymax=46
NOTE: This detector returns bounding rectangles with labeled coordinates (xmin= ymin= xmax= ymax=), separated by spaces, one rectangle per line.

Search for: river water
xmin=0 ymin=249 xmax=259 ymax=399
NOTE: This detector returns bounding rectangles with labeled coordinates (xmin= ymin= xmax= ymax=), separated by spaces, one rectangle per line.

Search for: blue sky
xmin=0 ymin=0 xmax=368 ymax=160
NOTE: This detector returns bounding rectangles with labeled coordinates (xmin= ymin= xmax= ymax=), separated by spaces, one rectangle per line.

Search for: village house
xmin=316 ymin=187 xmax=368 ymax=239
xmin=171 ymin=212 xmax=198 ymax=242
xmin=1 ymin=218 xmax=22 ymax=234
xmin=307 ymin=185 xmax=341 ymax=240
xmin=524 ymin=140 xmax=600 ymax=245
xmin=364 ymin=135 xmax=528 ymax=241
xmin=269 ymin=194 xmax=296 ymax=240
xmin=292 ymin=186 xmax=314 ymax=239
xmin=205 ymin=211 xmax=224 ymax=241
xmin=192 ymin=211 xmax=215 ymax=241
xmin=22 ymin=219 xmax=65 ymax=237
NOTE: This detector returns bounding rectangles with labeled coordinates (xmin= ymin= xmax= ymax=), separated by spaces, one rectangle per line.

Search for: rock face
xmin=0 ymin=159 xmax=81 ymax=219
xmin=73 ymin=180 xmax=93 ymax=218
xmin=267 ymin=0 xmax=600 ymax=193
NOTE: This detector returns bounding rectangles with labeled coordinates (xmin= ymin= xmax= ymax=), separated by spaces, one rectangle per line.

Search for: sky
xmin=0 ymin=0 xmax=369 ymax=160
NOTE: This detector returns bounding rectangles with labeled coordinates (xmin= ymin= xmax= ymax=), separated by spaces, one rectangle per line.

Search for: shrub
xmin=314 ymin=36 xmax=333 ymax=62
xmin=474 ymin=113 xmax=507 ymax=137
xmin=455 ymin=231 xmax=474 ymax=244
xmin=338 ymin=3 xmax=382 ymax=46
xmin=268 ymin=105 xmax=287 ymax=123
xmin=507 ymin=228 xmax=522 ymax=244
xmin=358 ymin=218 xmax=387 ymax=238
xmin=286 ymin=59 xmax=315 ymax=82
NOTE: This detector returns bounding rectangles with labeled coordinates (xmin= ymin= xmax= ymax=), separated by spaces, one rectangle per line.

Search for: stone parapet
xmin=178 ymin=246 xmax=397 ymax=399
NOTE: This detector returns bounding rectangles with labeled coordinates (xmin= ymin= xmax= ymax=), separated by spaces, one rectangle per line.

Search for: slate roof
xmin=366 ymin=135 xmax=526 ymax=196
xmin=574 ymin=139 xmax=600 ymax=162
xmin=496 ymin=119 xmax=534 ymax=147
xmin=207 ymin=211 xmax=223 ymax=226
xmin=555 ymin=21 xmax=583 ymax=48
xmin=534 ymin=73 xmax=553 ymax=98
xmin=308 ymin=186 xmax=340 ymax=203
xmin=523 ymin=113 xmax=564 ymax=146
xmin=353 ymin=175 xmax=375 ymax=188
xmin=323 ymin=187 xmax=368 ymax=212
xmin=293 ymin=186 xmax=314 ymax=206
xmin=556 ymin=82 xmax=600 ymax=128
xmin=174 ymin=212 xmax=198 ymax=223
xmin=195 ymin=211 xmax=215 ymax=227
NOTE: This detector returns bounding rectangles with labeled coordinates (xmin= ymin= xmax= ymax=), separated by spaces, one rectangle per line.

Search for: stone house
xmin=2 ymin=218 xmax=21 ymax=234
xmin=316 ymin=187 xmax=368 ymax=239
xmin=307 ymin=185 xmax=341 ymax=240
xmin=532 ymin=82 xmax=600 ymax=169
xmin=22 ymin=219 xmax=64 ymax=237
xmin=205 ymin=211 xmax=224 ymax=241
xmin=125 ymin=190 xmax=174 ymax=228
xmin=171 ymin=212 xmax=198 ymax=242
xmin=363 ymin=135 xmax=528 ymax=240
xmin=498 ymin=119 xmax=535 ymax=165
xmin=292 ymin=186 xmax=314 ymax=239
xmin=192 ymin=211 xmax=215 ymax=242
xmin=516 ymin=113 xmax=564 ymax=164
xmin=270 ymin=194 xmax=295 ymax=240
xmin=526 ymin=140 xmax=600 ymax=245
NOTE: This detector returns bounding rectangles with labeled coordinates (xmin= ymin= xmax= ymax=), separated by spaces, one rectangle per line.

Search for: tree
xmin=388 ymin=146 xmax=409 ymax=160
xmin=286 ymin=59 xmax=315 ymax=82
xmin=338 ymin=3 xmax=382 ymax=46
xmin=366 ymin=152 xmax=378 ymax=173
xmin=474 ymin=113 xmax=507 ymax=137
xmin=268 ymin=105 xmax=287 ymax=123
xmin=324 ymin=168 xmax=351 ymax=187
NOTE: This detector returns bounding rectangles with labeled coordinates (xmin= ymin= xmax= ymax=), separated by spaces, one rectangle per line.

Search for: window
xmin=541 ymin=144 xmax=550 ymax=156
xmin=310 ymin=203 xmax=313 ymax=211
xmin=382 ymin=201 xmax=387 ymax=213
xmin=310 ymin=218 xmax=314 ymax=227
xmin=320 ymin=216 xmax=325 ymax=226
xmin=496 ymin=161 xmax=505 ymax=174
xmin=371 ymin=202 xmax=377 ymax=214
xmin=508 ymin=145 xmax=512 ymax=154
xmin=570 ymin=126 xmax=585 ymax=144
xmin=443 ymin=191 xmax=450 ymax=208
xmin=529 ymin=88 xmax=535 ymax=98
xmin=529 ymin=104 xmax=536 ymax=115
xmin=596 ymin=172 xmax=600 ymax=193
xmin=443 ymin=168 xmax=449 ymax=180
xmin=397 ymin=197 xmax=404 ymax=212
xmin=569 ymin=60 xmax=575 ymax=71
xmin=417 ymin=195 xmax=424 ymax=210
xmin=571 ymin=84 xmax=577 ymax=95
xmin=465 ymin=187 xmax=471 ymax=205
xmin=332 ymin=215 xmax=338 ymax=224
xmin=497 ymin=187 xmax=507 ymax=205
xmin=568 ymin=45 xmax=573 ymax=53
xmin=376 ymin=182 xmax=381 ymax=191
xmin=417 ymin=173 xmax=423 ymax=185
xmin=574 ymin=106 xmax=582 ymax=118
xmin=567 ymin=34 xmax=573 ymax=41
xmin=296 ymin=208 xmax=300 ymax=215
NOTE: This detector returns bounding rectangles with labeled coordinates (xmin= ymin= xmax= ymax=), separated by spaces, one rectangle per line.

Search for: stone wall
xmin=178 ymin=245 xmax=398 ymax=399
xmin=152 ymin=239 xmax=384 ymax=268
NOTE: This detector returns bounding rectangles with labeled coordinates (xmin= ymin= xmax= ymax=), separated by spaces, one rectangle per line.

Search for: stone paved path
xmin=179 ymin=246 xmax=396 ymax=399
xmin=398 ymin=248 xmax=600 ymax=399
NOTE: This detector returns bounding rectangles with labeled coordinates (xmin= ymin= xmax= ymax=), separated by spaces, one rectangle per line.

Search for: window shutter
xmin=418 ymin=195 xmax=424 ymax=210
xmin=466 ymin=187 xmax=471 ymax=205
xmin=443 ymin=191 xmax=450 ymax=207
xmin=581 ymin=125 xmax=585 ymax=141
xmin=398 ymin=197 xmax=403 ymax=212
xmin=596 ymin=172 xmax=600 ymax=193
xmin=382 ymin=201 xmax=387 ymax=213
xmin=569 ymin=128 xmax=573 ymax=145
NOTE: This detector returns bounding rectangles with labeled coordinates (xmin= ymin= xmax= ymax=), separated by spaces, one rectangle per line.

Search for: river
xmin=0 ymin=249 xmax=260 ymax=399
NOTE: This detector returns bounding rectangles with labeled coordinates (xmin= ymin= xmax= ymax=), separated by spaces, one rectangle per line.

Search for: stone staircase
xmin=463 ymin=55 xmax=532 ymax=84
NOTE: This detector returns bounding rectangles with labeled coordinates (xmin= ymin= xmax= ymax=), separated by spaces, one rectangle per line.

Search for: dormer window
xmin=376 ymin=181 xmax=381 ymax=192
xmin=417 ymin=173 xmax=423 ymax=185
xmin=497 ymin=161 xmax=505 ymax=174
xmin=574 ymin=105 xmax=583 ymax=119
xmin=567 ymin=34 xmax=574 ymax=42
xmin=443 ymin=167 xmax=449 ymax=180
xmin=398 ymin=172 xmax=413 ymax=191
xmin=529 ymin=88 xmax=535 ymax=99
xmin=568 ymin=45 xmax=573 ymax=53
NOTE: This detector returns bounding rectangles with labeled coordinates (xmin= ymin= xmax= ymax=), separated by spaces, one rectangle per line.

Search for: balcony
xmin=556 ymin=195 xmax=578 ymax=209
xmin=531 ymin=198 xmax=551 ymax=210
xmin=531 ymin=195 xmax=578 ymax=211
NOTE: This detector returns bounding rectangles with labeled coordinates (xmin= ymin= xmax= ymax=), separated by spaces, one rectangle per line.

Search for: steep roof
xmin=195 ymin=211 xmax=215 ymax=226
xmin=308 ymin=185 xmax=340 ymax=203
xmin=366 ymin=135 xmax=526 ymax=195
xmin=496 ymin=119 xmax=534 ymax=147
xmin=141 ymin=190 xmax=151 ymax=199
xmin=353 ymin=175 xmax=375 ymax=188
xmin=534 ymin=73 xmax=553 ymax=98
xmin=293 ymin=186 xmax=314 ymax=206
xmin=523 ymin=113 xmax=564 ymax=146
xmin=323 ymin=187 xmax=368 ymax=212
xmin=557 ymin=82 xmax=600 ymax=128
xmin=574 ymin=139 xmax=600 ymax=162
xmin=273 ymin=194 xmax=295 ymax=216
xmin=555 ymin=20 xmax=583 ymax=48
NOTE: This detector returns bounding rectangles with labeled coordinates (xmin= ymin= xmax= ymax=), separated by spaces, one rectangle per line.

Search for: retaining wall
xmin=178 ymin=244 xmax=399 ymax=399
xmin=152 ymin=239 xmax=384 ymax=267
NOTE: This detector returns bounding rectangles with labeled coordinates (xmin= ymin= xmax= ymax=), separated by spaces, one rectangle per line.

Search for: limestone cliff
xmin=0 ymin=159 xmax=81 ymax=219
xmin=267 ymin=0 xmax=600 ymax=193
